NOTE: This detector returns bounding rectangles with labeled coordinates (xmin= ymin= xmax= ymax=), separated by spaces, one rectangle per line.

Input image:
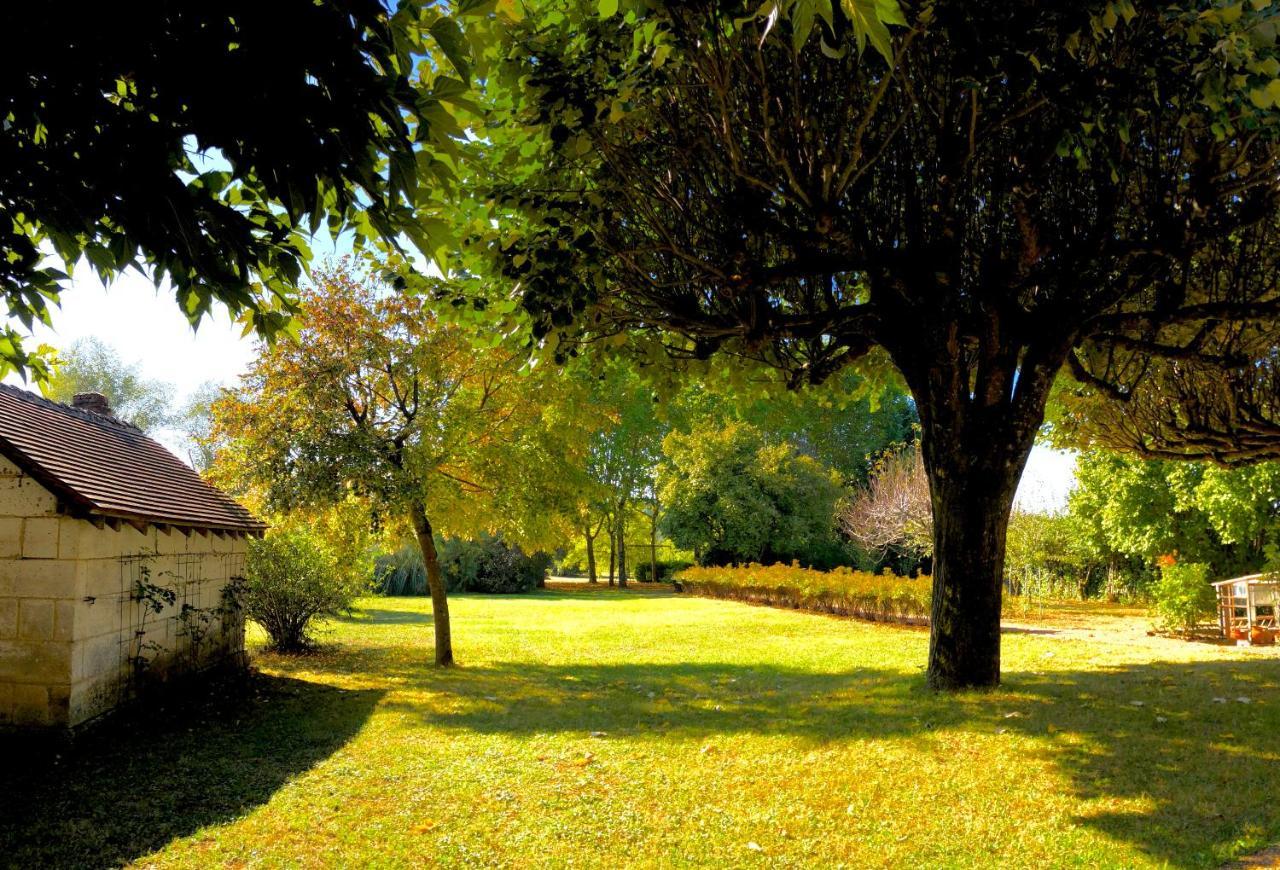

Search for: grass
xmin=4 ymin=588 xmax=1280 ymax=868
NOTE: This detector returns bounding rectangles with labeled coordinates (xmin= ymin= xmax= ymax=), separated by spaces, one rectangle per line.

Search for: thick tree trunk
xmin=891 ymin=326 xmax=1067 ymax=690
xmin=922 ymin=458 xmax=1022 ymax=690
xmin=410 ymin=503 xmax=454 ymax=667
xmin=585 ymin=525 xmax=599 ymax=584
xmin=906 ymin=340 xmax=1064 ymax=690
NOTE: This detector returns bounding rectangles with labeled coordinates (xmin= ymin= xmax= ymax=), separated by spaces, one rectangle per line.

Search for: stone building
xmin=0 ymin=385 xmax=264 ymax=728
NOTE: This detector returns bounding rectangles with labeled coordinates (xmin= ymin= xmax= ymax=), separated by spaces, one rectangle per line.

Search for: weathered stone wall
xmin=70 ymin=525 xmax=248 ymax=727
xmin=0 ymin=456 xmax=249 ymax=729
xmin=0 ymin=456 xmax=74 ymax=727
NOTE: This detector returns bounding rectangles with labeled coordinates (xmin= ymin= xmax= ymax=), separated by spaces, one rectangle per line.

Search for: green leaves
xmin=428 ymin=16 xmax=472 ymax=83
xmin=749 ymin=0 xmax=905 ymax=60
xmin=840 ymin=0 xmax=903 ymax=61
xmin=598 ymin=0 xmax=619 ymax=20
xmin=0 ymin=3 xmax=497 ymax=383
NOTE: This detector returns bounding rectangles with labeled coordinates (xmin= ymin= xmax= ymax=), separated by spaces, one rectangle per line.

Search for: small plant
xmin=128 ymin=560 xmax=176 ymax=684
xmin=1150 ymin=560 xmax=1215 ymax=636
xmin=243 ymin=529 xmax=361 ymax=652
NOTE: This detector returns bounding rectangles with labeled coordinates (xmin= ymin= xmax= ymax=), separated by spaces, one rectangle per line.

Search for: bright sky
xmin=4 ymin=265 xmax=1080 ymax=510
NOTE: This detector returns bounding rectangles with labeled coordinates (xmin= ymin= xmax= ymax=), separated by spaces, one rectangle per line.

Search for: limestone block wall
xmin=70 ymin=526 xmax=247 ymax=727
xmin=0 ymin=456 xmax=74 ymax=727
xmin=0 ymin=455 xmax=249 ymax=729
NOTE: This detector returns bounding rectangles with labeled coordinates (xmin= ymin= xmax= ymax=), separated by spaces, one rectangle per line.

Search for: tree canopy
xmin=462 ymin=0 xmax=1280 ymax=688
xmin=659 ymin=420 xmax=845 ymax=566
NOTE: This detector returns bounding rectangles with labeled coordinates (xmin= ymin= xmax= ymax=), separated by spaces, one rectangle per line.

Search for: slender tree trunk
xmin=585 ymin=524 xmax=599 ymax=584
xmin=649 ymin=497 xmax=659 ymax=584
xmin=608 ymin=513 xmax=616 ymax=586
xmin=616 ymin=499 xmax=628 ymax=588
xmin=410 ymin=502 xmax=454 ymax=667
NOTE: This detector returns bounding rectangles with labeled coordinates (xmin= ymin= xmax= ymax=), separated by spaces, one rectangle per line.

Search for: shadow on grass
xmin=315 ymin=640 xmax=1280 ymax=867
xmin=0 ymin=672 xmax=382 ymax=869
xmin=338 ymin=606 xmax=437 ymax=624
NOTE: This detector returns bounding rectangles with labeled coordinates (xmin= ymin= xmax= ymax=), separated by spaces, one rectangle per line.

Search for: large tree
xmin=472 ymin=1 xmax=1280 ymax=687
xmin=213 ymin=265 xmax=583 ymax=666
xmin=1 ymin=1 xmax=474 ymax=379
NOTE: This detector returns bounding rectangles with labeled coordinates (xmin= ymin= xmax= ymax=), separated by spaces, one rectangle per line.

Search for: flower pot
xmin=1231 ymin=627 xmax=1251 ymax=642
xmin=1250 ymin=626 xmax=1275 ymax=646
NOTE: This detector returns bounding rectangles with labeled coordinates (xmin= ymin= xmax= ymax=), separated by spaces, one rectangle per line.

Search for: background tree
xmin=213 ymin=265 xmax=583 ymax=666
xmin=474 ymin=1 xmax=1280 ymax=688
xmin=177 ymin=381 xmax=226 ymax=473
xmin=45 ymin=337 xmax=175 ymax=432
xmin=1065 ymin=450 xmax=1280 ymax=587
xmin=575 ymin=359 xmax=666 ymax=586
xmin=1 ymin=1 xmax=476 ymax=380
xmin=659 ymin=421 xmax=844 ymax=566
xmin=676 ymin=370 xmax=917 ymax=487
xmin=841 ymin=445 xmax=932 ymax=568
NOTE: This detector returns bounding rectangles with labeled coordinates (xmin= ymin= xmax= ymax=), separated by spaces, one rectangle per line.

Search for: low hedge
xmin=674 ymin=563 xmax=932 ymax=624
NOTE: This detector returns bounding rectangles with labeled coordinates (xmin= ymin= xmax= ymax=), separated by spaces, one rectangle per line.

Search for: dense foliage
xmin=242 ymin=528 xmax=361 ymax=652
xmin=1068 ymin=451 xmax=1280 ymax=585
xmin=0 ymin=2 xmax=482 ymax=380
xmin=1150 ymin=562 xmax=1216 ymax=637
xmin=658 ymin=421 xmax=845 ymax=567
xmin=45 ymin=337 xmax=175 ymax=432
xmin=212 ymin=264 xmax=586 ymax=665
xmin=375 ymin=536 xmax=550 ymax=595
xmin=634 ymin=560 xmax=694 ymax=582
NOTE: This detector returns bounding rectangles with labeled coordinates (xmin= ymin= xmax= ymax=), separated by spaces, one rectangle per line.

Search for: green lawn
xmin=4 ymin=588 xmax=1280 ymax=868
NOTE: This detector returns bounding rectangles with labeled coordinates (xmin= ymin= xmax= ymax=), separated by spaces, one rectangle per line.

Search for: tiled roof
xmin=0 ymin=384 xmax=264 ymax=533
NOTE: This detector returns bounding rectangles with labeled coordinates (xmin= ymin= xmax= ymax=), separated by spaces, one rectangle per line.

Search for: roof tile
xmin=0 ymin=384 xmax=264 ymax=533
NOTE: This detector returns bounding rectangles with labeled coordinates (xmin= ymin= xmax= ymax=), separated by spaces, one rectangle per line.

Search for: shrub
xmin=441 ymin=536 xmax=548 ymax=593
xmin=1150 ymin=561 xmax=1215 ymax=635
xmin=243 ymin=529 xmax=360 ymax=652
xmin=635 ymin=560 xmax=694 ymax=582
xmin=372 ymin=543 xmax=428 ymax=596
xmin=374 ymin=535 xmax=548 ymax=595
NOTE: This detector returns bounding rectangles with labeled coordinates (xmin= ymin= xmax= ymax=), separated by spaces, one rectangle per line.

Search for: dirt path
xmin=1003 ymin=602 xmax=1280 ymax=659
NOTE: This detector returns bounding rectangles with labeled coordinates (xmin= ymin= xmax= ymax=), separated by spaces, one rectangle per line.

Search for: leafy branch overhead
xmin=0 ymin=1 xmax=481 ymax=380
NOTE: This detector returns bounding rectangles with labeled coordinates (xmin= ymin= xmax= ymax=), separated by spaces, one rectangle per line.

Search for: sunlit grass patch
xmin=3 ymin=588 xmax=1279 ymax=868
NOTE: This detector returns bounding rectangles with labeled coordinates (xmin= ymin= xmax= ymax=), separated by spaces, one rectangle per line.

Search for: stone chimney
xmin=72 ymin=392 xmax=112 ymax=416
